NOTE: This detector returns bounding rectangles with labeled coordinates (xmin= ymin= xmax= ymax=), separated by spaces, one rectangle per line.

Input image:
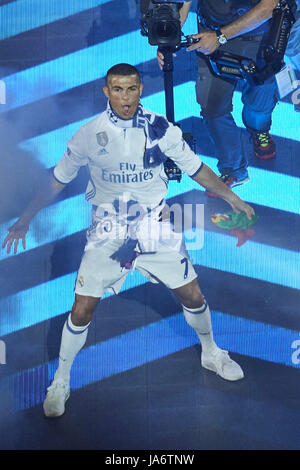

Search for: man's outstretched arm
xmin=192 ymin=164 xmax=255 ymax=219
xmin=219 ymin=0 xmax=279 ymax=40
xmin=179 ymin=1 xmax=192 ymax=26
xmin=2 ymin=170 xmax=66 ymax=254
xmin=187 ymin=0 xmax=278 ymax=54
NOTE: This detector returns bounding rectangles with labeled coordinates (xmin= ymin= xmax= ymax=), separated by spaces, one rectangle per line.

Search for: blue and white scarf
xmin=106 ymin=100 xmax=169 ymax=168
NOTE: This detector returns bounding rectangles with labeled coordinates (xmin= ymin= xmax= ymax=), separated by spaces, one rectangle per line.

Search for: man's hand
xmin=2 ymin=218 xmax=30 ymax=254
xmin=225 ymin=193 xmax=255 ymax=221
xmin=156 ymin=49 xmax=177 ymax=70
xmin=2 ymin=171 xmax=66 ymax=255
xmin=157 ymin=49 xmax=165 ymax=70
xmin=192 ymin=164 xmax=255 ymax=220
xmin=156 ymin=0 xmax=191 ymax=70
xmin=187 ymin=31 xmax=219 ymax=55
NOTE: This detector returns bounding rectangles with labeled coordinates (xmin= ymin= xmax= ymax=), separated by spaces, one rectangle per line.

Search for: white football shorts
xmin=74 ymin=232 xmax=197 ymax=298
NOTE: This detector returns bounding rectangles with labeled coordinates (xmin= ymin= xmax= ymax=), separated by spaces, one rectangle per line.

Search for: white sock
xmin=54 ymin=313 xmax=90 ymax=384
xmin=183 ymin=302 xmax=218 ymax=355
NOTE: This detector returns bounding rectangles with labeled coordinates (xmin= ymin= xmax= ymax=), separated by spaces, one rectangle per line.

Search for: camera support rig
xmin=158 ymin=43 xmax=200 ymax=183
xmin=194 ymin=0 xmax=297 ymax=85
xmin=141 ymin=1 xmax=196 ymax=182
xmin=158 ymin=45 xmax=183 ymax=182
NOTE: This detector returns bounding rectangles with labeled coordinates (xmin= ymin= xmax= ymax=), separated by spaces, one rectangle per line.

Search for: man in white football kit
xmin=3 ymin=64 xmax=255 ymax=418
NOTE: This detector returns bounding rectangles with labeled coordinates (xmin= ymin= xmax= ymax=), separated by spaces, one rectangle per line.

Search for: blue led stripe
xmin=0 ymin=0 xmax=114 ymax=40
xmin=0 ymin=193 xmax=91 ymax=263
xmin=0 ymin=272 xmax=77 ymax=337
xmin=0 ymin=1 xmax=198 ymax=41
xmin=11 ymin=310 xmax=300 ymax=411
xmin=164 ymin=161 xmax=300 ymax=215
xmin=18 ymin=118 xmax=93 ymax=168
xmin=223 ymin=164 xmax=300 ymax=215
xmin=211 ymin=310 xmax=300 ymax=366
xmin=186 ymin=229 xmax=300 ymax=290
xmin=142 ymin=82 xmax=300 ymax=143
xmin=0 ymin=269 xmax=148 ymax=337
xmin=1 ymin=229 xmax=299 ymax=337
xmin=0 ymin=30 xmax=156 ymax=111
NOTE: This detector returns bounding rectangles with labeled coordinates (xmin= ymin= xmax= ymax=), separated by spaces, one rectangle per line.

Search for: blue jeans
xmin=195 ymin=34 xmax=278 ymax=179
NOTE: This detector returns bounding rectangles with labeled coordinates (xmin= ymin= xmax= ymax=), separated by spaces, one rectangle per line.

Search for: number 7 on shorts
xmin=181 ymin=257 xmax=188 ymax=279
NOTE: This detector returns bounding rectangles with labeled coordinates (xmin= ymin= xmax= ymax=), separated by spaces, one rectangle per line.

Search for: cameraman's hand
xmin=156 ymin=49 xmax=177 ymax=70
xmin=2 ymin=218 xmax=30 ymax=254
xmin=157 ymin=50 xmax=164 ymax=70
xmin=187 ymin=31 xmax=219 ymax=55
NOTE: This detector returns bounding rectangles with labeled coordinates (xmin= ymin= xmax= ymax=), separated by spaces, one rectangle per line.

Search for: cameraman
xmin=157 ymin=0 xmax=279 ymax=196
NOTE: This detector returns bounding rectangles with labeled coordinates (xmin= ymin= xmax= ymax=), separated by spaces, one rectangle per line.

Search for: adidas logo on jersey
xmin=98 ymin=148 xmax=108 ymax=156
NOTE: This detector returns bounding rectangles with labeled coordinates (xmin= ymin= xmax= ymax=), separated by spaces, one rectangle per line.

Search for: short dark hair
xmin=105 ymin=63 xmax=141 ymax=85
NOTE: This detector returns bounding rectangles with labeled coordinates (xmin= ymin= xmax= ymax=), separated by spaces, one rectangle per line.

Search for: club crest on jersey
xmin=96 ymin=131 xmax=108 ymax=147
xmin=77 ymin=275 xmax=84 ymax=288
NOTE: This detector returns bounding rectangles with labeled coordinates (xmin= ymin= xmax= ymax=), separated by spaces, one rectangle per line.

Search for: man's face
xmin=103 ymin=74 xmax=143 ymax=120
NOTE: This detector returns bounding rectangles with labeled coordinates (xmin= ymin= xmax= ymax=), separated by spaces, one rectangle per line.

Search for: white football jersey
xmin=53 ymin=106 xmax=203 ymax=209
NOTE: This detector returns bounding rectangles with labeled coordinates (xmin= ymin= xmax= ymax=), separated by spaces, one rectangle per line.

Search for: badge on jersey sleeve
xmin=96 ymin=131 xmax=109 ymax=147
